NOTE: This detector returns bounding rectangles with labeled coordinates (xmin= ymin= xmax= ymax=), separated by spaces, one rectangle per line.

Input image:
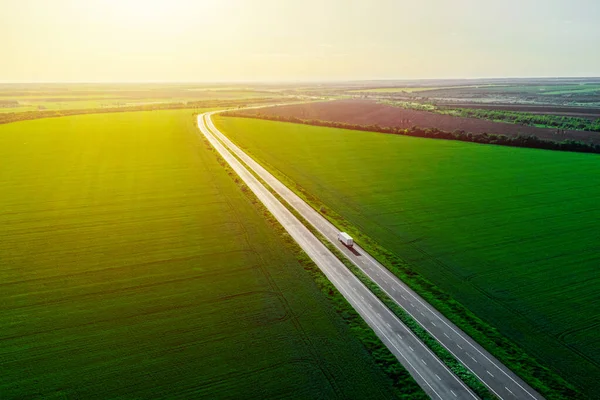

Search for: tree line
xmin=442 ymin=108 xmax=600 ymax=132
xmin=381 ymin=100 xmax=600 ymax=132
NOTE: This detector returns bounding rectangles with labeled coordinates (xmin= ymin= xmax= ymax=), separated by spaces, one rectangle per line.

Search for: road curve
xmin=205 ymin=111 xmax=546 ymax=400
xmin=197 ymin=113 xmax=478 ymax=400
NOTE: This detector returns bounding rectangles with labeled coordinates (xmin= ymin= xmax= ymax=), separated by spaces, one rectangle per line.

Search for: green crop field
xmin=542 ymin=85 xmax=600 ymax=95
xmin=452 ymin=84 xmax=600 ymax=95
xmin=0 ymin=110 xmax=398 ymax=399
xmin=0 ymin=89 xmax=275 ymax=113
xmin=214 ymin=116 xmax=600 ymax=397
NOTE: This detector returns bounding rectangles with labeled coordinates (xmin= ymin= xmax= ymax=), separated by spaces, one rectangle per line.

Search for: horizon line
xmin=2 ymin=76 xmax=600 ymax=85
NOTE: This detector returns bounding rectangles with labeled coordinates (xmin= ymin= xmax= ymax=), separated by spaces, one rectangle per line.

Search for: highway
xmin=203 ymin=111 xmax=546 ymax=400
xmin=197 ymin=113 xmax=478 ymax=400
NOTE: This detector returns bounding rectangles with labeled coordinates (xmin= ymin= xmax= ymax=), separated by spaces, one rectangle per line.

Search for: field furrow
xmin=0 ymin=110 xmax=399 ymax=399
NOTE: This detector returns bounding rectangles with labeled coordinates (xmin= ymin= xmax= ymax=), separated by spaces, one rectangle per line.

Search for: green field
xmin=350 ymin=84 xmax=600 ymax=96
xmin=214 ymin=116 xmax=600 ymax=397
xmin=542 ymin=85 xmax=600 ymax=95
xmin=444 ymin=84 xmax=600 ymax=95
xmin=0 ymin=83 xmax=280 ymax=114
xmin=349 ymin=85 xmax=503 ymax=93
xmin=0 ymin=110 xmax=399 ymax=399
xmin=0 ymin=90 xmax=275 ymax=113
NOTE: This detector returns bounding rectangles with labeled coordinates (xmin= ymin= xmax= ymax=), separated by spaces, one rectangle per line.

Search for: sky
xmin=1 ymin=0 xmax=599 ymax=82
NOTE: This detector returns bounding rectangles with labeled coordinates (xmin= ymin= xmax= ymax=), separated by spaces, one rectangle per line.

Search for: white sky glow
xmin=1 ymin=0 xmax=599 ymax=82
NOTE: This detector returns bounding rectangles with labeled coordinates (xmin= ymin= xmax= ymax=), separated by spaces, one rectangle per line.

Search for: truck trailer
xmin=338 ymin=232 xmax=354 ymax=247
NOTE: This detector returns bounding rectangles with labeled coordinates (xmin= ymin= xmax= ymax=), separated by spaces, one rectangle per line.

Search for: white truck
xmin=338 ymin=232 xmax=354 ymax=247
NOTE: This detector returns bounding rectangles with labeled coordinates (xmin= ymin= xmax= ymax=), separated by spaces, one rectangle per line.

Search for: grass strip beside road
xmin=326 ymin=241 xmax=496 ymax=400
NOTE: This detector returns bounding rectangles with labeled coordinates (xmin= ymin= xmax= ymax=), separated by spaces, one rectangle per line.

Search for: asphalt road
xmin=204 ymin=111 xmax=546 ymax=400
xmin=197 ymin=113 xmax=478 ymax=400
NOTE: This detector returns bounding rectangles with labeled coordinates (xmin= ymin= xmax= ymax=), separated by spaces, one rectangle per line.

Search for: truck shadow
xmin=345 ymin=246 xmax=361 ymax=256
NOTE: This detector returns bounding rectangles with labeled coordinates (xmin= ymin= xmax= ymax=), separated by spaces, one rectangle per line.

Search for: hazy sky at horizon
xmin=1 ymin=0 xmax=599 ymax=82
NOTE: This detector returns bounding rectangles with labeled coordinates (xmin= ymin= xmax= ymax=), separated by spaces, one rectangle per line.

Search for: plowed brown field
xmin=241 ymin=100 xmax=599 ymax=142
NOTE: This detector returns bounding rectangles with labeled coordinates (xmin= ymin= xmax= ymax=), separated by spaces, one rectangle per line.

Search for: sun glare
xmin=117 ymin=0 xmax=174 ymax=23
xmin=86 ymin=0 xmax=220 ymax=26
